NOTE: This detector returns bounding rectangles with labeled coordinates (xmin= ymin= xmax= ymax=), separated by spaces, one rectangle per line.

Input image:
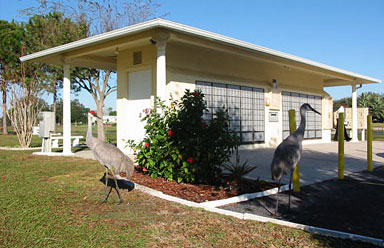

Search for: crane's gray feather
xmin=270 ymin=103 xmax=320 ymax=182
xmin=271 ymin=135 xmax=301 ymax=181
xmin=86 ymin=113 xmax=134 ymax=180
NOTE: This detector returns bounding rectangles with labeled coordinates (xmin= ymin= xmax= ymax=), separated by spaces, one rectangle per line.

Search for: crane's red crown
xmin=89 ymin=110 xmax=96 ymax=115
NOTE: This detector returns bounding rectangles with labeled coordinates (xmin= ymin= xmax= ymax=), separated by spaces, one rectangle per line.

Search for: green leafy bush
xmin=129 ymin=89 xmax=239 ymax=184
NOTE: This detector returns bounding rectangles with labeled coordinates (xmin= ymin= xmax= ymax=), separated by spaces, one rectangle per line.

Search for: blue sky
xmin=1 ymin=0 xmax=383 ymax=113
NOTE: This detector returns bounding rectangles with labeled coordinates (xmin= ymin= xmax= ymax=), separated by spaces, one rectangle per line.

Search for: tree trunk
xmin=2 ymin=87 xmax=8 ymax=135
xmin=96 ymin=101 xmax=105 ymax=141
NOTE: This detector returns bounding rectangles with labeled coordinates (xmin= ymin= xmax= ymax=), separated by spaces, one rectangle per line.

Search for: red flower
xmin=168 ymin=130 xmax=174 ymax=137
xmin=202 ymin=123 xmax=207 ymax=128
xmin=144 ymin=143 xmax=149 ymax=148
xmin=144 ymin=108 xmax=149 ymax=114
xmin=142 ymin=167 xmax=147 ymax=172
xmin=187 ymin=157 xmax=193 ymax=164
xmin=192 ymin=91 xmax=199 ymax=97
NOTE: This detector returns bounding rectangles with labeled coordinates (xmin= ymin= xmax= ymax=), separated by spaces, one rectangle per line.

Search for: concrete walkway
xmin=74 ymin=141 xmax=384 ymax=187
xmin=238 ymin=141 xmax=384 ymax=185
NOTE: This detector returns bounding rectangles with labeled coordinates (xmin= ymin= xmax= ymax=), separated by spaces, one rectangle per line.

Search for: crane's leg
xmin=275 ymin=180 xmax=281 ymax=216
xmin=288 ymin=172 xmax=293 ymax=211
xmin=112 ymin=173 xmax=123 ymax=204
xmin=102 ymin=169 xmax=109 ymax=203
xmin=103 ymin=187 xmax=113 ymax=203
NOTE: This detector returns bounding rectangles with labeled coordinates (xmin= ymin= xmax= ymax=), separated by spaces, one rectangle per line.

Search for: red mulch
xmin=131 ymin=168 xmax=278 ymax=203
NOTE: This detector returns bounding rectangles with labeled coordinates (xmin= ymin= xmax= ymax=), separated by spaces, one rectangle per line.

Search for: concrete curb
xmin=133 ymin=182 xmax=384 ymax=247
xmin=200 ymin=183 xmax=292 ymax=208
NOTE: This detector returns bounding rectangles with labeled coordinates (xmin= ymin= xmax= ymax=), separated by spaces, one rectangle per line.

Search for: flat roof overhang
xmin=20 ymin=18 xmax=381 ymax=86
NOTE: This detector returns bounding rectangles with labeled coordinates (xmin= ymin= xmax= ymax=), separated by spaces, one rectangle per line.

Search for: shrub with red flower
xmin=168 ymin=130 xmax=174 ymax=137
xmin=127 ymin=89 xmax=239 ymax=184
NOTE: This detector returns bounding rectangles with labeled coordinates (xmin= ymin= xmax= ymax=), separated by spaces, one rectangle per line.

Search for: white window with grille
xmin=196 ymin=81 xmax=265 ymax=143
xmin=282 ymin=91 xmax=322 ymax=139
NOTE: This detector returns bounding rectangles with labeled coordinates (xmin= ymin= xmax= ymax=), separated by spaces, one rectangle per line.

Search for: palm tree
xmin=358 ymin=92 xmax=384 ymax=122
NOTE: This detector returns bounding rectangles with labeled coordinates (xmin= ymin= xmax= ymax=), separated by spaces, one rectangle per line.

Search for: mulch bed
xmin=131 ymin=167 xmax=277 ymax=203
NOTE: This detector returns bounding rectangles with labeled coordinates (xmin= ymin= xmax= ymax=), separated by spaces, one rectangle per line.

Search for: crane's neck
xmin=295 ymin=107 xmax=306 ymax=139
xmin=86 ymin=115 xmax=94 ymax=148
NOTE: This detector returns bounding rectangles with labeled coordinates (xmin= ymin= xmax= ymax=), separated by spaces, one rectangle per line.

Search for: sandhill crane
xmin=86 ymin=111 xmax=134 ymax=204
xmin=271 ymin=103 xmax=321 ymax=215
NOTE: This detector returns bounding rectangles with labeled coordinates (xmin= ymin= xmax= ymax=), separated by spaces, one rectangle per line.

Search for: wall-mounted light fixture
xmin=272 ymin=79 xmax=278 ymax=89
xmin=115 ymin=47 xmax=119 ymax=55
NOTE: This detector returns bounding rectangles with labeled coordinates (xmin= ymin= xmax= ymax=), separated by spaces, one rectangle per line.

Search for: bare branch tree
xmin=7 ymin=58 xmax=44 ymax=148
xmin=25 ymin=0 xmax=165 ymax=141
xmin=8 ymin=83 xmax=43 ymax=148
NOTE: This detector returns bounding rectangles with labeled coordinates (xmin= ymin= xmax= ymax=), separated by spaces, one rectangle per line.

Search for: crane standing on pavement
xmin=271 ymin=103 xmax=321 ymax=215
xmin=87 ymin=111 xmax=134 ymax=204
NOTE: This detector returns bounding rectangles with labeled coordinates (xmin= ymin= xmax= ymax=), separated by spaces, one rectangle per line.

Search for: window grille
xmin=282 ymin=91 xmax=322 ymax=139
xmin=196 ymin=81 xmax=265 ymax=143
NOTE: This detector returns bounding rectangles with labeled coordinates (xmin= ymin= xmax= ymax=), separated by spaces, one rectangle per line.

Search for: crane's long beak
xmin=309 ymin=106 xmax=321 ymax=115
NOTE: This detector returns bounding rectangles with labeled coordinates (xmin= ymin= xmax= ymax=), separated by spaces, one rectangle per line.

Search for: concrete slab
xmin=237 ymin=141 xmax=384 ymax=185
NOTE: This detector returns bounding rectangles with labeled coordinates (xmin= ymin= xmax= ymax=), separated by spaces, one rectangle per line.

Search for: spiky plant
xmin=222 ymin=146 xmax=257 ymax=183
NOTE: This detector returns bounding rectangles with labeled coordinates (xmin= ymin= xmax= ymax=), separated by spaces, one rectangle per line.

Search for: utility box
xmin=37 ymin=111 xmax=55 ymax=153
xmin=269 ymin=111 xmax=279 ymax=122
xmin=38 ymin=112 xmax=55 ymax=138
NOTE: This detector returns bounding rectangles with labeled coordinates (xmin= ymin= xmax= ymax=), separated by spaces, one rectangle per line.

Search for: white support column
xmin=351 ymin=84 xmax=358 ymax=142
xmin=62 ymin=64 xmax=73 ymax=155
xmin=154 ymin=33 xmax=169 ymax=103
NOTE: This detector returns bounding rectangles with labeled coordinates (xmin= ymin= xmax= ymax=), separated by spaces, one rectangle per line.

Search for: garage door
xmin=282 ymin=91 xmax=322 ymax=139
xmin=196 ymin=81 xmax=265 ymax=143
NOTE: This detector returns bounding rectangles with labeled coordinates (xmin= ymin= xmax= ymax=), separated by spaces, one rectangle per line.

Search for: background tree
xmin=333 ymin=92 xmax=384 ymax=122
xmin=25 ymin=12 xmax=88 ymax=130
xmin=7 ymin=37 xmax=46 ymax=147
xmin=55 ymin=99 xmax=90 ymax=124
xmin=25 ymin=0 xmax=165 ymax=141
xmin=0 ymin=20 xmax=24 ymax=135
xmin=333 ymin=97 xmax=352 ymax=112
xmin=358 ymin=92 xmax=384 ymax=122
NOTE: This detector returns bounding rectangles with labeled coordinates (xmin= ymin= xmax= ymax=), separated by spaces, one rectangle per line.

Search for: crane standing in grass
xmin=271 ymin=103 xmax=321 ymax=215
xmin=87 ymin=111 xmax=134 ymax=204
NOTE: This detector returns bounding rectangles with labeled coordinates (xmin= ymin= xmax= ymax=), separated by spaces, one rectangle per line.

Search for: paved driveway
xmin=236 ymin=141 xmax=384 ymax=185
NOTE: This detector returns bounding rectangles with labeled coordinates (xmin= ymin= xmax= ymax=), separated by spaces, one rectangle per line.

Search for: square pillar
xmin=154 ymin=33 xmax=170 ymax=104
xmin=62 ymin=64 xmax=73 ymax=155
xmin=351 ymin=84 xmax=358 ymax=142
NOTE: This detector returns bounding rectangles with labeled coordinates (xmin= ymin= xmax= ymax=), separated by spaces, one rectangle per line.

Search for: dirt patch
xmin=221 ymin=166 xmax=384 ymax=240
xmin=130 ymin=168 xmax=277 ymax=203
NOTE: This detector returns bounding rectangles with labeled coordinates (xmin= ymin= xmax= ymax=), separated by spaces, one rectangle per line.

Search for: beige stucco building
xmin=20 ymin=19 xmax=381 ymax=155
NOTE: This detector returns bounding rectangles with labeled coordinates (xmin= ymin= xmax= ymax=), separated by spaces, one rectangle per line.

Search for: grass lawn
xmin=0 ymin=151 xmax=378 ymax=247
xmin=0 ymin=124 xmax=117 ymax=148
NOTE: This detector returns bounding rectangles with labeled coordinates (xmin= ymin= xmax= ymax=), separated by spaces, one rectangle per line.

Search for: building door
xmin=126 ymin=69 xmax=152 ymax=143
xmin=282 ymin=91 xmax=322 ymax=139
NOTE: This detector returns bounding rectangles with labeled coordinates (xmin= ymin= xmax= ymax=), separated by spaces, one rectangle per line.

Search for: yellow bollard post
xmin=289 ymin=109 xmax=300 ymax=192
xmin=338 ymin=112 xmax=345 ymax=179
xmin=367 ymin=115 xmax=373 ymax=171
